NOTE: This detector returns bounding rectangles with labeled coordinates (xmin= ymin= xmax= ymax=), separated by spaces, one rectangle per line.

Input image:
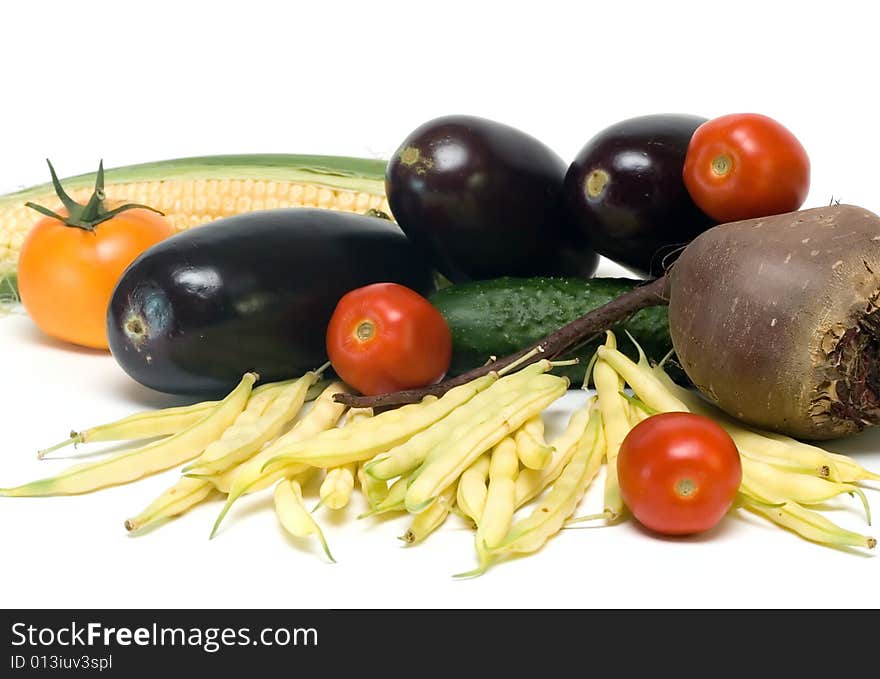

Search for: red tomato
xmin=682 ymin=113 xmax=810 ymax=223
xmin=617 ymin=412 xmax=742 ymax=535
xmin=326 ymin=282 xmax=452 ymax=396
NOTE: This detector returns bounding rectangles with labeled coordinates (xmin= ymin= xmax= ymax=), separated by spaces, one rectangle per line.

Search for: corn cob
xmin=0 ymin=154 xmax=391 ymax=294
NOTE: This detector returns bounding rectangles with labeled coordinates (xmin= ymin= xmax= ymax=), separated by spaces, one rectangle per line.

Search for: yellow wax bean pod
xmin=596 ymin=344 xmax=690 ymax=414
xmin=625 ymin=399 xmax=651 ymax=427
xmin=314 ymin=407 xmax=373 ymax=511
xmin=650 ymin=366 xmax=845 ymax=481
xmin=183 ymin=370 xmax=321 ymax=476
xmin=261 ymin=372 xmax=501 ymax=472
xmin=129 ymin=374 xmax=321 ymax=536
xmin=124 ymin=477 xmax=217 ymax=533
xmin=405 ymin=374 xmax=569 ymax=512
xmin=399 ymin=484 xmax=456 ymax=545
xmin=740 ymin=457 xmax=872 ymax=523
xmin=204 ymin=381 xmax=348 ymax=493
xmin=274 ymin=478 xmax=335 ymax=562
xmin=741 ymin=496 xmax=876 ymax=550
xmin=341 ymin=409 xmax=388 ymax=510
xmin=494 ymin=412 xmax=605 ymax=555
xmin=360 ymin=475 xmax=409 ymax=517
xmin=514 ymin=416 xmax=553 ymax=471
xmin=754 ymin=433 xmax=880 ymax=484
xmin=366 ymin=381 xmax=529 ymax=481
xmin=345 ymin=407 xmax=374 ymax=425
xmin=0 ymin=373 xmax=257 ymax=497
xmin=515 ymin=402 xmax=595 ymax=508
xmin=40 ymin=377 xmax=303 ymax=459
xmin=319 ymin=463 xmax=357 ymax=510
xmin=456 ymin=453 xmax=490 ymax=524
xmin=477 ymin=437 xmax=519 ymax=550
xmin=207 ymin=382 xmax=348 ymax=538
xmin=820 ymin=450 xmax=880 ymax=484
xmin=358 ymin=460 xmax=388 ymax=510
xmin=37 ymin=399 xmax=220 ymax=459
xmin=251 ymin=376 xmax=329 ymax=401
xmin=594 ymin=333 xmax=632 ymax=521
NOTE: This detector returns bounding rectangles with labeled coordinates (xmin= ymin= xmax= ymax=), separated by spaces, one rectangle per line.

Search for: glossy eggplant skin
xmin=563 ymin=114 xmax=715 ymax=277
xmin=107 ymin=209 xmax=434 ymax=396
xmin=386 ymin=115 xmax=598 ymax=283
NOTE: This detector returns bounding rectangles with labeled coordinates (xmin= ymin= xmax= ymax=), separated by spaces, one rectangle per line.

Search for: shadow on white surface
xmin=6 ymin=314 xmax=107 ymax=357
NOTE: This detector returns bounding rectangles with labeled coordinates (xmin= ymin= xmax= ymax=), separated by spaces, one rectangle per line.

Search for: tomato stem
xmin=711 ymin=154 xmax=732 ymax=177
xmin=676 ymin=478 xmax=696 ymax=497
xmin=25 ymin=159 xmax=164 ymax=232
xmin=355 ymin=321 xmax=375 ymax=342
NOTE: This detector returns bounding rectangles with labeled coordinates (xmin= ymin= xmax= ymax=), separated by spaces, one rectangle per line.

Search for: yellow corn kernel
xmin=0 ymin=178 xmax=391 ymax=270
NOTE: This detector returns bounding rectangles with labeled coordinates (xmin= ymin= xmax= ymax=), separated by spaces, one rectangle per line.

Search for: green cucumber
xmin=431 ymin=277 xmax=683 ymax=386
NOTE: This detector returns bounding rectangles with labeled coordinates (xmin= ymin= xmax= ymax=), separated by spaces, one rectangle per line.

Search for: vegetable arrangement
xmin=2 ymin=108 xmax=880 ymax=572
xmin=361 ymin=203 xmax=880 ymax=443
xmin=1 ymin=333 xmax=875 ymax=578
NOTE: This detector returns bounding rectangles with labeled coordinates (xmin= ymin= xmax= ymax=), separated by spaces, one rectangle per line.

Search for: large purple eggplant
xmin=563 ymin=114 xmax=715 ymax=277
xmin=386 ymin=115 xmax=598 ymax=283
xmin=107 ymin=209 xmax=434 ymax=396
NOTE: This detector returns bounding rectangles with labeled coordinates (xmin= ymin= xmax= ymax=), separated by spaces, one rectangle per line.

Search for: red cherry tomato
xmin=682 ymin=113 xmax=810 ymax=223
xmin=617 ymin=412 xmax=742 ymax=535
xmin=326 ymin=282 xmax=452 ymax=396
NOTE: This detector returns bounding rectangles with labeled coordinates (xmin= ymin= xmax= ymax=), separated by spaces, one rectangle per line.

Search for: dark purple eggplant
xmin=107 ymin=209 xmax=434 ymax=396
xmin=563 ymin=114 xmax=715 ymax=277
xmin=386 ymin=115 xmax=598 ymax=283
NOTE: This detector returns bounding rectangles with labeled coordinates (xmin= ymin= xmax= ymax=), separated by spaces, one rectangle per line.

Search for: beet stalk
xmin=337 ymin=204 xmax=880 ymax=441
xmin=334 ymin=276 xmax=670 ymax=408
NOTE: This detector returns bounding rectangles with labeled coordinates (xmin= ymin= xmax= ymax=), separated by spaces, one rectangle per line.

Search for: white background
xmin=1 ymin=0 xmax=878 ymax=609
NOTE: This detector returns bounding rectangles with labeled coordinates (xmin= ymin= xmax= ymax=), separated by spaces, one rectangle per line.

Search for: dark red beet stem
xmin=334 ymin=275 xmax=670 ymax=408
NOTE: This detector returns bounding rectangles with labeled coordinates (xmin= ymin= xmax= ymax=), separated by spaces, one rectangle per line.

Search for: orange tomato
xmin=18 ymin=205 xmax=173 ymax=349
